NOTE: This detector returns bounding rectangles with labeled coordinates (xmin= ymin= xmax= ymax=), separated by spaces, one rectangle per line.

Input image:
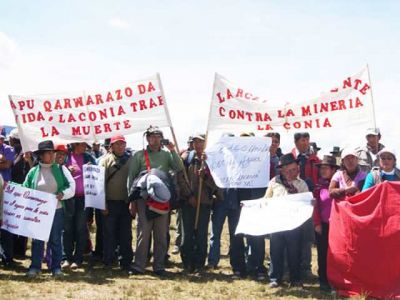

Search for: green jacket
xmin=23 ymin=163 xmax=70 ymax=194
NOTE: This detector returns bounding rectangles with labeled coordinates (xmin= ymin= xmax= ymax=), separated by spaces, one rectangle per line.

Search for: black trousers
xmin=315 ymin=222 xmax=330 ymax=285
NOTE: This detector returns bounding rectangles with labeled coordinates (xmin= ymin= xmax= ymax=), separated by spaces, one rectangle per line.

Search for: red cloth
xmin=328 ymin=181 xmax=400 ymax=299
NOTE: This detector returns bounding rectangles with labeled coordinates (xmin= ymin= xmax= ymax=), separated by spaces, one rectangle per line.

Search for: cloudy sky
xmin=0 ymin=0 xmax=399 ymax=153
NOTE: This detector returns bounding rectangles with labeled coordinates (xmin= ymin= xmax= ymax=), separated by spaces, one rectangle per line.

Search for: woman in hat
xmin=313 ymin=155 xmax=340 ymax=291
xmin=362 ymin=149 xmax=400 ymax=191
xmin=329 ymin=148 xmax=367 ymax=200
xmin=23 ymin=140 xmax=75 ymax=277
xmin=265 ymin=153 xmax=309 ymax=288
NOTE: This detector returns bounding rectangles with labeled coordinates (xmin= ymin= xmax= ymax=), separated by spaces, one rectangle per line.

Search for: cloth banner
xmin=83 ymin=165 xmax=106 ymax=210
xmin=328 ymin=181 xmax=400 ymax=299
xmin=208 ymin=67 xmax=375 ymax=134
xmin=9 ymin=74 xmax=171 ymax=151
xmin=205 ymin=136 xmax=270 ymax=188
xmin=1 ymin=183 xmax=57 ymax=241
xmin=235 ymin=192 xmax=313 ymax=236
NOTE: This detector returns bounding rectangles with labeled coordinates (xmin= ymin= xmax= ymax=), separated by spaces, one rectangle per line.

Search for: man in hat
xmin=0 ymin=133 xmax=15 ymax=267
xmin=101 ymin=135 xmax=134 ymax=273
xmin=63 ymin=142 xmax=96 ymax=269
xmin=180 ymin=133 xmax=221 ymax=273
xmin=265 ymin=153 xmax=309 ymax=288
xmin=128 ymin=126 xmax=183 ymax=276
xmin=330 ymin=146 xmax=341 ymax=165
xmin=291 ymin=132 xmax=320 ymax=278
xmin=356 ymin=128 xmax=385 ymax=172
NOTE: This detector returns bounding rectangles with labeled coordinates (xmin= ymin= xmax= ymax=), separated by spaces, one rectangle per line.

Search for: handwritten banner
xmin=208 ymin=67 xmax=375 ymax=134
xmin=235 ymin=192 xmax=313 ymax=236
xmin=205 ymin=136 xmax=270 ymax=188
xmin=9 ymin=74 xmax=171 ymax=151
xmin=83 ymin=165 xmax=106 ymax=210
xmin=1 ymin=183 xmax=57 ymax=241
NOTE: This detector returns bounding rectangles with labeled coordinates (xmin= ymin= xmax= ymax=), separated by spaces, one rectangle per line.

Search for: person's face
xmin=111 ymin=140 xmax=126 ymax=156
xmin=366 ymin=134 xmax=380 ymax=148
xmin=295 ymin=137 xmax=310 ymax=153
xmin=92 ymin=143 xmax=100 ymax=151
xmin=73 ymin=142 xmax=87 ymax=154
xmin=193 ymin=138 xmax=205 ymax=154
xmin=147 ymin=134 xmax=162 ymax=149
xmin=281 ymin=162 xmax=299 ymax=181
xmin=342 ymin=155 xmax=359 ymax=172
xmin=319 ymin=165 xmax=336 ymax=180
xmin=270 ymin=137 xmax=280 ymax=154
xmin=40 ymin=151 xmax=55 ymax=164
xmin=55 ymin=151 xmax=66 ymax=165
xmin=379 ymin=153 xmax=396 ymax=172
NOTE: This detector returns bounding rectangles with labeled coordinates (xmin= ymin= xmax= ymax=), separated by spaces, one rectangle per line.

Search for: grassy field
xmin=0 ymin=213 xmax=347 ymax=300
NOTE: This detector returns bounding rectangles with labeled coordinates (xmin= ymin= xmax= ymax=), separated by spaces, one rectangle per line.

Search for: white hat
xmin=365 ymin=128 xmax=380 ymax=136
xmin=378 ymin=148 xmax=396 ymax=160
xmin=341 ymin=148 xmax=358 ymax=160
xmin=9 ymin=128 xmax=19 ymax=139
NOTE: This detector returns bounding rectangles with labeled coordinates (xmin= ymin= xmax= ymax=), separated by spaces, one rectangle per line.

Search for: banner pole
xmin=156 ymin=73 xmax=190 ymax=185
xmin=195 ymin=73 xmax=218 ymax=230
xmin=366 ymin=64 xmax=377 ymax=129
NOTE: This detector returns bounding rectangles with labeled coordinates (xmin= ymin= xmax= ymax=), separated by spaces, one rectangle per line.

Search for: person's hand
xmin=102 ymin=208 xmax=109 ymax=216
xmin=315 ymin=225 xmax=322 ymax=235
xmin=56 ymin=192 xmax=63 ymax=201
xmin=68 ymin=165 xmax=76 ymax=175
xmin=201 ymin=152 xmax=208 ymax=161
xmin=345 ymin=186 xmax=358 ymax=195
xmin=188 ymin=196 xmax=197 ymax=208
xmin=166 ymin=142 xmax=176 ymax=152
xmin=129 ymin=202 xmax=137 ymax=218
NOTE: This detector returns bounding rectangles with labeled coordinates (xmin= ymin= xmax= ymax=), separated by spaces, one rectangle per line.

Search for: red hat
xmin=110 ymin=135 xmax=126 ymax=144
xmin=55 ymin=144 xmax=68 ymax=153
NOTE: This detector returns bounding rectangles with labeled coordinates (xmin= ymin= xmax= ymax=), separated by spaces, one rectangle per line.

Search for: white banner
xmin=208 ymin=67 xmax=375 ymax=135
xmin=205 ymin=136 xmax=270 ymax=188
xmin=9 ymin=74 xmax=171 ymax=151
xmin=83 ymin=165 xmax=106 ymax=210
xmin=235 ymin=192 xmax=313 ymax=236
xmin=1 ymin=183 xmax=57 ymax=241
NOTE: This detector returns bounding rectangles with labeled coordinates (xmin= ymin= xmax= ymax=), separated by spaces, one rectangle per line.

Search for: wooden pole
xmin=366 ymin=64 xmax=377 ymax=129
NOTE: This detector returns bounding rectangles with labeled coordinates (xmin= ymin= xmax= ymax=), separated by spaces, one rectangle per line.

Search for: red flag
xmin=328 ymin=181 xmax=400 ymax=298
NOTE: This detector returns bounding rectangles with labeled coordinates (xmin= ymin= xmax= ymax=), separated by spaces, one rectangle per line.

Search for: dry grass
xmin=0 ymin=212 xmax=358 ymax=300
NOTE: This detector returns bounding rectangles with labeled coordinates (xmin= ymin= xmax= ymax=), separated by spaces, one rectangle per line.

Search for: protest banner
xmin=1 ymin=183 xmax=57 ymax=241
xmin=207 ymin=67 xmax=376 ymax=135
xmin=235 ymin=192 xmax=313 ymax=236
xmin=9 ymin=74 xmax=171 ymax=151
xmin=328 ymin=181 xmax=400 ymax=299
xmin=205 ymin=136 xmax=270 ymax=188
xmin=83 ymin=165 xmax=105 ymax=210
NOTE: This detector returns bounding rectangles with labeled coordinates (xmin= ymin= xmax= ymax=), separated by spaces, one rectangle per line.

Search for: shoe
xmin=289 ymin=281 xmax=304 ymax=288
xmin=52 ymin=269 xmax=64 ymax=277
xmin=206 ymin=264 xmax=218 ymax=270
xmin=26 ymin=269 xmax=41 ymax=277
xmin=154 ymin=270 xmax=168 ymax=277
xmin=269 ymin=281 xmax=279 ymax=288
xmin=128 ymin=268 xmax=144 ymax=275
xmin=70 ymin=262 xmax=81 ymax=269
xmin=172 ymin=245 xmax=180 ymax=255
xmin=319 ymin=282 xmax=331 ymax=292
xmin=231 ymin=271 xmax=241 ymax=280
xmin=61 ymin=261 xmax=71 ymax=269
xmin=256 ymin=272 xmax=266 ymax=281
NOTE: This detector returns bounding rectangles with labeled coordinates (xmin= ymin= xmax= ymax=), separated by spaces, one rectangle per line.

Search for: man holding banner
xmin=265 ymin=153 xmax=309 ymax=288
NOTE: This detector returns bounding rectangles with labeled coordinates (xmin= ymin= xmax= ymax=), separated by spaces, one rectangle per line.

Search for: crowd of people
xmin=0 ymin=125 xmax=397 ymax=292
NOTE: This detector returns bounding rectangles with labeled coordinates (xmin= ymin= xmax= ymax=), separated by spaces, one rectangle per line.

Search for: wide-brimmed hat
xmin=145 ymin=125 xmax=163 ymax=137
xmin=330 ymin=146 xmax=340 ymax=155
xmin=55 ymin=144 xmax=68 ymax=153
xmin=316 ymin=155 xmax=340 ymax=168
xmin=9 ymin=128 xmax=19 ymax=140
xmin=192 ymin=133 xmax=206 ymax=141
xmin=378 ymin=148 xmax=396 ymax=160
xmin=310 ymin=142 xmax=321 ymax=151
xmin=34 ymin=140 xmax=55 ymax=154
xmin=341 ymin=148 xmax=358 ymax=160
xmin=278 ymin=153 xmax=299 ymax=168
xmin=240 ymin=132 xmax=255 ymax=137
